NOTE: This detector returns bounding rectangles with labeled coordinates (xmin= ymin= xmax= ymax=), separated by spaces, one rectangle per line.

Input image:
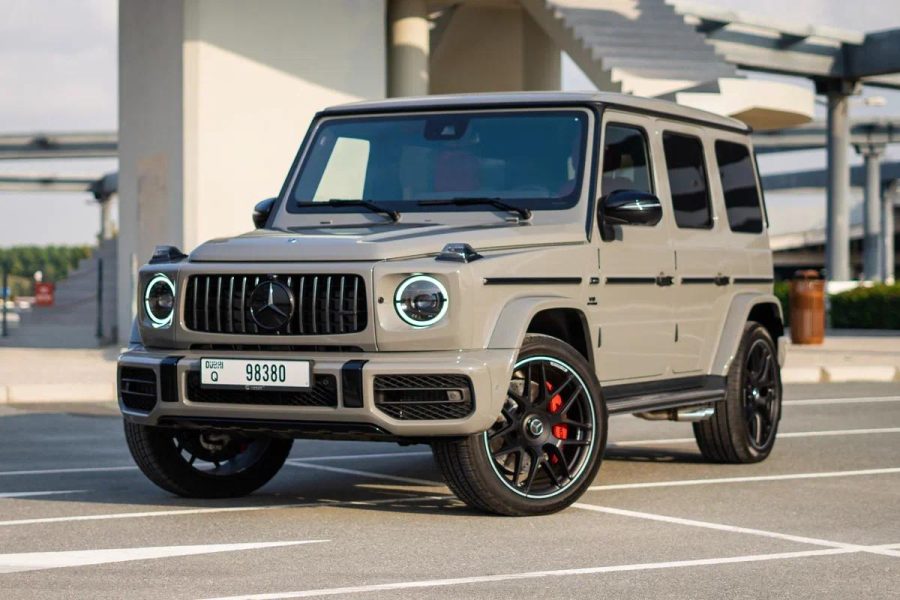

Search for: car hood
xmin=189 ymin=221 xmax=585 ymax=262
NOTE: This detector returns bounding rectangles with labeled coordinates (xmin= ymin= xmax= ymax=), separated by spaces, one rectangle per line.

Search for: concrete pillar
xmin=825 ymin=88 xmax=852 ymax=281
xmin=99 ymin=196 xmax=115 ymax=241
xmin=857 ymin=144 xmax=884 ymax=281
xmin=429 ymin=4 xmax=560 ymax=94
xmin=388 ymin=0 xmax=429 ymax=97
xmin=117 ymin=0 xmax=387 ymax=344
xmin=884 ymin=182 xmax=897 ymax=284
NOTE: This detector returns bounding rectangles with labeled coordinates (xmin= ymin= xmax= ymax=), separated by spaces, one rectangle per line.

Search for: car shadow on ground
xmin=603 ymin=445 xmax=707 ymax=463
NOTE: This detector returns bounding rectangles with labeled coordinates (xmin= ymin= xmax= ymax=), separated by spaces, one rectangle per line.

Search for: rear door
xmin=594 ymin=112 xmax=676 ymax=382
xmin=659 ymin=123 xmax=732 ymax=374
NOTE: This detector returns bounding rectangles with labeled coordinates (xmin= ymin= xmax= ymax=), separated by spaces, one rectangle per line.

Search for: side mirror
xmin=253 ymin=198 xmax=276 ymax=229
xmin=598 ymin=189 xmax=662 ymax=240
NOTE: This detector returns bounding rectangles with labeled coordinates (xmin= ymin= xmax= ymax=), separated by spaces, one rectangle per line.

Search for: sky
xmin=1 ymin=0 xmax=899 ymax=247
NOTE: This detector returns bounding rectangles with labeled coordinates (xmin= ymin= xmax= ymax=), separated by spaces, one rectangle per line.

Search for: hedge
xmin=776 ymin=281 xmax=900 ymax=330
xmin=829 ymin=284 xmax=900 ymax=330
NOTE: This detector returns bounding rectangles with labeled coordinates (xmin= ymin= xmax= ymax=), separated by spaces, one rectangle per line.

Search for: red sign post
xmin=34 ymin=282 xmax=55 ymax=307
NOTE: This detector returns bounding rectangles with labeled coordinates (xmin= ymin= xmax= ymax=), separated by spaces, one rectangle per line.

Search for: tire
xmin=124 ymin=421 xmax=293 ymax=498
xmin=694 ymin=322 xmax=782 ymax=464
xmin=432 ymin=334 xmax=608 ymax=516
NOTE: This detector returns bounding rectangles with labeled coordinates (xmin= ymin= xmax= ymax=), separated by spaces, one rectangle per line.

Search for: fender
xmin=711 ymin=292 xmax=785 ymax=377
xmin=488 ymin=295 xmax=583 ymax=350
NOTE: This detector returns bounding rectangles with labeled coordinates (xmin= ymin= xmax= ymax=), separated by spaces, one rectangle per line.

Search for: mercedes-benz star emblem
xmin=249 ymin=280 xmax=294 ymax=330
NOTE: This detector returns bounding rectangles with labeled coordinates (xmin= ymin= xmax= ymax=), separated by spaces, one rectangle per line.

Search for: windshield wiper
xmin=417 ymin=198 xmax=532 ymax=221
xmin=295 ymin=199 xmax=400 ymax=222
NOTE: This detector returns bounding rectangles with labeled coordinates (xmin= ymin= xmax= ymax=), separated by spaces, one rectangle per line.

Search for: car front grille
xmin=374 ymin=374 xmax=474 ymax=420
xmin=186 ymin=372 xmax=338 ymax=407
xmin=183 ymin=274 xmax=367 ymax=336
xmin=120 ymin=367 xmax=157 ymax=412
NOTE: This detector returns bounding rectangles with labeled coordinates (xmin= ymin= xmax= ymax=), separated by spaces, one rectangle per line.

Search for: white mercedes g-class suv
xmin=119 ymin=92 xmax=786 ymax=516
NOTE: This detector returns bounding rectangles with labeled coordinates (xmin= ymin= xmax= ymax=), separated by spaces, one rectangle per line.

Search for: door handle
xmin=714 ymin=275 xmax=731 ymax=286
xmin=656 ymin=274 xmax=674 ymax=287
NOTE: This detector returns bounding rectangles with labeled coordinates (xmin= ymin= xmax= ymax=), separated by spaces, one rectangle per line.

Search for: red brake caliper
xmin=546 ymin=382 xmax=568 ymax=464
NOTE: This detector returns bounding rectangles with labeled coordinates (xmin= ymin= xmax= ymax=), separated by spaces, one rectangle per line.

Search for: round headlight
xmin=144 ymin=274 xmax=175 ymax=328
xmin=394 ymin=275 xmax=449 ymax=327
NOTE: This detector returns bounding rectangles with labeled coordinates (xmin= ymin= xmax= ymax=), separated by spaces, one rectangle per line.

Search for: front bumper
xmin=118 ymin=346 xmax=517 ymax=438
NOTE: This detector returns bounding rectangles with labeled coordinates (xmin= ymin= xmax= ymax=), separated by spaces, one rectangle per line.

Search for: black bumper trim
xmin=341 ymin=360 xmax=368 ymax=408
xmin=160 ymin=356 xmax=182 ymax=402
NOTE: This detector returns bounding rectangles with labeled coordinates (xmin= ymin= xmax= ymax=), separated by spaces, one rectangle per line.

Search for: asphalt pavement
xmin=0 ymin=382 xmax=898 ymax=599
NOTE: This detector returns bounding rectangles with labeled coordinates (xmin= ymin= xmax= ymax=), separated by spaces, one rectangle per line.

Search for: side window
xmin=662 ymin=132 xmax=712 ymax=229
xmin=715 ymin=140 xmax=764 ymax=233
xmin=601 ymin=124 xmax=653 ymax=197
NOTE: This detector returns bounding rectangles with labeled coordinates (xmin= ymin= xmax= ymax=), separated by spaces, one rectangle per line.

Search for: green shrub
xmin=773 ymin=281 xmax=790 ymax=327
xmin=830 ymin=284 xmax=900 ymax=330
xmin=0 ymin=245 xmax=92 ymax=283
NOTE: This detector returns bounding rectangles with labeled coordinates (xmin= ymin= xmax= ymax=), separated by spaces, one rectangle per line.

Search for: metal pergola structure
xmin=675 ymin=0 xmax=900 ymax=280
xmin=752 ymin=120 xmax=900 ymax=281
xmin=0 ymin=132 xmax=117 ymax=160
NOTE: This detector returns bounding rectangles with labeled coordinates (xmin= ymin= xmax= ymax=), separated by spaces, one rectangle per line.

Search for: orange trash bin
xmin=789 ymin=270 xmax=825 ymax=345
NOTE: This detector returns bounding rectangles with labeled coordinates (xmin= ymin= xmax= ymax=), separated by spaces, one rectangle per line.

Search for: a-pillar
xmin=388 ymin=0 xmax=429 ymax=97
xmin=855 ymin=143 xmax=885 ymax=281
xmin=817 ymin=80 xmax=858 ymax=281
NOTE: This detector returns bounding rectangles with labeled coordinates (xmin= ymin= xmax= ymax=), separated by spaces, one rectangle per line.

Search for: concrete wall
xmin=117 ymin=0 xmax=387 ymax=343
xmin=430 ymin=4 xmax=560 ymax=94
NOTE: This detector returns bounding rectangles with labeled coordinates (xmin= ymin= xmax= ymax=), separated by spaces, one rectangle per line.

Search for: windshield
xmin=287 ymin=110 xmax=588 ymax=214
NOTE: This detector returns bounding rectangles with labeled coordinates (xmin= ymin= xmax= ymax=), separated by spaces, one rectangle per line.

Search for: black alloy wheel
xmin=124 ymin=421 xmax=293 ymax=498
xmin=484 ymin=355 xmax=597 ymax=498
xmin=693 ymin=322 xmax=782 ymax=464
xmin=432 ymin=334 xmax=607 ymax=516
xmin=743 ymin=338 xmax=779 ymax=450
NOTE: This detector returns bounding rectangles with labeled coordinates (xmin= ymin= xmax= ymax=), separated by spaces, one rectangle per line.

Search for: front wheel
xmin=693 ymin=322 xmax=782 ymax=463
xmin=433 ymin=334 xmax=607 ymax=516
xmin=124 ymin=421 xmax=293 ymax=498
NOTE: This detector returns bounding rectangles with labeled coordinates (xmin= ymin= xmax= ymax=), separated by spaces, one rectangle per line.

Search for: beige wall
xmin=118 ymin=0 xmax=387 ymax=342
xmin=430 ymin=5 xmax=560 ymax=94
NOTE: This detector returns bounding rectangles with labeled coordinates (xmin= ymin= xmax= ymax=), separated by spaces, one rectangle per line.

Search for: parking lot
xmin=0 ymin=382 xmax=898 ymax=599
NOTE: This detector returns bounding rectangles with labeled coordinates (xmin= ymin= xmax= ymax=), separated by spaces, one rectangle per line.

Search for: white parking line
xmin=0 ymin=466 xmax=137 ymax=477
xmin=0 ymin=540 xmax=328 ymax=574
xmin=588 ymin=467 xmax=900 ymax=491
xmin=285 ymin=461 xmax=443 ymax=487
xmin=0 ymin=490 xmax=87 ymax=499
xmin=0 ymin=493 xmax=452 ymax=528
xmin=200 ymin=547 xmax=866 ymax=600
xmin=296 ymin=451 xmax=432 ymax=462
xmin=0 ymin=452 xmax=432 ymax=478
xmin=572 ymin=503 xmax=900 ymax=558
xmin=613 ymin=427 xmax=900 ymax=447
xmin=784 ymin=396 xmax=900 ymax=406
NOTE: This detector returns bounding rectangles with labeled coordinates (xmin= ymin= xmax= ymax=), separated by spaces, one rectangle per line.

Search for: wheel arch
xmin=488 ymin=298 xmax=594 ymax=367
xmin=711 ymin=293 xmax=785 ymax=377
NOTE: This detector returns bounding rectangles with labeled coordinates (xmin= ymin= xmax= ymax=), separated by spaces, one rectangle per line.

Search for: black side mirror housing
xmin=598 ymin=189 xmax=662 ymax=240
xmin=253 ymin=198 xmax=276 ymax=229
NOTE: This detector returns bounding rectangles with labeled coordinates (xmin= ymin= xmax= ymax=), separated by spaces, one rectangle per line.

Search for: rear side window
xmin=715 ymin=141 xmax=764 ymax=233
xmin=662 ymin=132 xmax=712 ymax=229
xmin=601 ymin=124 xmax=653 ymax=197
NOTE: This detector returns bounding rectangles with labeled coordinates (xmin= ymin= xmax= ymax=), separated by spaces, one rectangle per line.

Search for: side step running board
xmin=603 ymin=375 xmax=726 ymax=415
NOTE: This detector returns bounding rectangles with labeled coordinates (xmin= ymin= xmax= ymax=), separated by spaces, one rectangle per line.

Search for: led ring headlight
xmin=144 ymin=273 xmax=176 ymax=328
xmin=394 ymin=275 xmax=449 ymax=327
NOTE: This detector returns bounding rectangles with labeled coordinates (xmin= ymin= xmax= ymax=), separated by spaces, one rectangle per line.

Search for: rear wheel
xmin=694 ymin=322 xmax=782 ymax=463
xmin=124 ymin=421 xmax=292 ymax=498
xmin=433 ymin=335 xmax=607 ymax=516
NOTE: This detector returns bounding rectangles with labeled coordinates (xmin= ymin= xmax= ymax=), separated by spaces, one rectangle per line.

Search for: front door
xmin=594 ymin=113 xmax=676 ymax=383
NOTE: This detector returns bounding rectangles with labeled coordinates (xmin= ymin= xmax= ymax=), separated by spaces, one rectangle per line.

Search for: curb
xmin=782 ymin=366 xmax=900 ymax=384
xmin=0 ymin=383 xmax=116 ymax=405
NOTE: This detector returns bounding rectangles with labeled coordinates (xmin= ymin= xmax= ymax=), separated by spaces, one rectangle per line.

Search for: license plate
xmin=200 ymin=358 xmax=312 ymax=391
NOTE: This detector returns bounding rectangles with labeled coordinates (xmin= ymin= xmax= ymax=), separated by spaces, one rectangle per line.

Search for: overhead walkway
xmin=519 ymin=0 xmax=814 ymax=128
